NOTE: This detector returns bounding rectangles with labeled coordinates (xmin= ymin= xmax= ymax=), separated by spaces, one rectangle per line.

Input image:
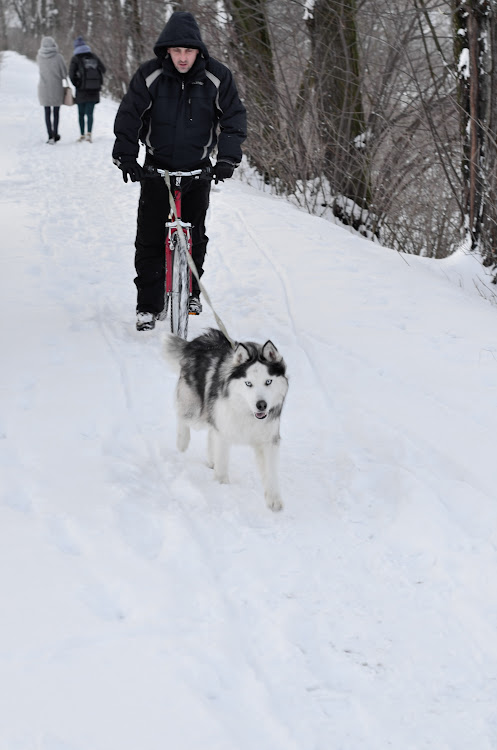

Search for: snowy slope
xmin=1 ymin=51 xmax=497 ymax=750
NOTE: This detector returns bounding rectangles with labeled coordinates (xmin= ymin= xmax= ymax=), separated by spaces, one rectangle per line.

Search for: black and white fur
xmin=165 ymin=328 xmax=289 ymax=511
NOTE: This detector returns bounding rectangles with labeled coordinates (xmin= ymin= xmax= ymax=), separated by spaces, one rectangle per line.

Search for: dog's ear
xmin=233 ymin=343 xmax=251 ymax=366
xmin=262 ymin=340 xmax=282 ymax=363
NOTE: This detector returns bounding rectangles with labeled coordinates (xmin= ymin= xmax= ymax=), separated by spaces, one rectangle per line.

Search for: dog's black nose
xmin=256 ymin=400 xmax=267 ymax=411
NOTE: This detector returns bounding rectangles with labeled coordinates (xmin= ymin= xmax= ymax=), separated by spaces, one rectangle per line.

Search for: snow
xmin=2 ymin=50 xmax=497 ymax=750
xmin=302 ymin=0 xmax=317 ymax=21
xmin=458 ymin=46 xmax=470 ymax=79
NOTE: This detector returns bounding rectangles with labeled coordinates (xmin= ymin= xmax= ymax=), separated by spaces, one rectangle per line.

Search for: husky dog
xmin=165 ymin=328 xmax=289 ymax=511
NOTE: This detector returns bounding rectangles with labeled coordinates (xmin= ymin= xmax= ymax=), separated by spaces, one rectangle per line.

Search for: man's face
xmin=167 ymin=47 xmax=199 ymax=73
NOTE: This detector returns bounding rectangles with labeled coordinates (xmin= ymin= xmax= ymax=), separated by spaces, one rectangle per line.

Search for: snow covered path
xmin=1 ymin=52 xmax=497 ymax=750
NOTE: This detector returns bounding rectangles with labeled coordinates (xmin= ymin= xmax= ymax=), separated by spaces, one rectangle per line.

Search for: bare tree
xmin=222 ymin=0 xmax=281 ymax=180
xmin=355 ymin=0 xmax=463 ymax=255
xmin=453 ymin=0 xmax=497 ymax=269
xmin=0 ymin=0 xmax=7 ymax=49
xmin=306 ymin=0 xmax=371 ymax=225
xmin=7 ymin=0 xmax=496 ymax=262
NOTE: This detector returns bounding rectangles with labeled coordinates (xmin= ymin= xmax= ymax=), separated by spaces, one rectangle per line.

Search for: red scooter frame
xmin=143 ymin=165 xmax=211 ymax=338
xmin=164 ymin=172 xmax=196 ymax=300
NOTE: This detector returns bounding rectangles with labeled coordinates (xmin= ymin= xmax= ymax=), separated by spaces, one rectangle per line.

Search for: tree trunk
xmin=124 ymin=0 xmax=145 ymax=65
xmin=0 ymin=0 xmax=7 ymax=49
xmin=223 ymin=0 xmax=281 ymax=181
xmin=307 ymin=0 xmax=371 ymax=222
xmin=453 ymin=0 xmax=497 ymax=266
xmin=479 ymin=1 xmax=497 ymax=267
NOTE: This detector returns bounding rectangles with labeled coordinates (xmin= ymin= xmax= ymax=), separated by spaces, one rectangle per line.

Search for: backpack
xmin=79 ymin=55 xmax=102 ymax=91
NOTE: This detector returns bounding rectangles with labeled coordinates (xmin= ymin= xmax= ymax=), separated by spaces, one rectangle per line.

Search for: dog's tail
xmin=163 ymin=333 xmax=188 ymax=372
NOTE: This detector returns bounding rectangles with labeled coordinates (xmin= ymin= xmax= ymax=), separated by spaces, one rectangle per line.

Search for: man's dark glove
xmin=213 ymin=161 xmax=235 ymax=184
xmin=119 ymin=160 xmax=145 ymax=183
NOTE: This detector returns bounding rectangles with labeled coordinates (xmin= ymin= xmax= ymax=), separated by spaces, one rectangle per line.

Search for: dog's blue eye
xmin=265 ymin=379 xmax=272 ymax=386
xmin=245 ymin=381 xmax=252 ymax=387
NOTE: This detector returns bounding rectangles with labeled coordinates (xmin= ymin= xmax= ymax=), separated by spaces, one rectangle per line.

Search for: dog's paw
xmin=177 ymin=425 xmax=190 ymax=452
xmin=215 ymin=472 xmax=230 ymax=485
xmin=266 ymin=493 xmax=283 ymax=512
xmin=177 ymin=437 xmax=190 ymax=452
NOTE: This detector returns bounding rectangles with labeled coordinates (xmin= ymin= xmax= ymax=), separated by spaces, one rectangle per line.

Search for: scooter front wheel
xmin=170 ymin=233 xmax=189 ymax=339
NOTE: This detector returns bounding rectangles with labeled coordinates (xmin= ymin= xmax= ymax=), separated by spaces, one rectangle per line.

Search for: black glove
xmin=213 ymin=161 xmax=235 ymax=184
xmin=119 ymin=160 xmax=145 ymax=183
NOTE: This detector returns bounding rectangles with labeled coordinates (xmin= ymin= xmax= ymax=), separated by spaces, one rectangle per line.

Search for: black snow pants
xmin=134 ymin=173 xmax=210 ymax=314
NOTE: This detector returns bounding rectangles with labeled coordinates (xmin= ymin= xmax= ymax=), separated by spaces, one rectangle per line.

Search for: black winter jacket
xmin=112 ymin=13 xmax=247 ymax=171
xmin=69 ymin=52 xmax=106 ymax=104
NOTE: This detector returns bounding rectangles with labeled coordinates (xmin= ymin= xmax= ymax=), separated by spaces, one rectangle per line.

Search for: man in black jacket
xmin=113 ymin=11 xmax=247 ymax=331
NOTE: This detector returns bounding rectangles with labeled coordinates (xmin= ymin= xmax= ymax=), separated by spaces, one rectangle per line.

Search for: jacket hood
xmin=153 ymin=12 xmax=208 ymax=59
xmin=38 ymin=37 xmax=59 ymax=57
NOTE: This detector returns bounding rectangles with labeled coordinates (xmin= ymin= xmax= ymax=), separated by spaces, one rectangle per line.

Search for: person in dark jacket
xmin=112 ymin=11 xmax=247 ymax=331
xmin=69 ymin=36 xmax=106 ymax=142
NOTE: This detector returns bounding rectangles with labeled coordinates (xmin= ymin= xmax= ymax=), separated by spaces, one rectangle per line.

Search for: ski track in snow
xmin=2 ymin=52 xmax=497 ymax=750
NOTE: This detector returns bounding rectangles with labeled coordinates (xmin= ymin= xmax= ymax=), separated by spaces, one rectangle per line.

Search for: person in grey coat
xmin=36 ymin=36 xmax=68 ymax=144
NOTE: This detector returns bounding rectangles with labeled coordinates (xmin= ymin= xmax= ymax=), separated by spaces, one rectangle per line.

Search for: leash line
xmin=164 ymin=171 xmax=236 ymax=349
